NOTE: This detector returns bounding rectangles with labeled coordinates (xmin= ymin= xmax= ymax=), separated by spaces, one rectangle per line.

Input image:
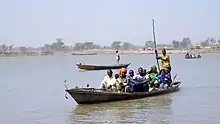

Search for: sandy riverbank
xmin=89 ymin=49 xmax=220 ymax=54
xmin=0 ymin=52 xmax=53 ymax=57
xmin=1 ymin=48 xmax=220 ymax=57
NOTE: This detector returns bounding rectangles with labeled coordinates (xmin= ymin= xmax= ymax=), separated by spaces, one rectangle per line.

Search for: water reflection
xmin=68 ymin=95 xmax=173 ymax=124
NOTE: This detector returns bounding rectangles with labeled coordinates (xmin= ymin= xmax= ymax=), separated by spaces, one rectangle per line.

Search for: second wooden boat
xmin=76 ymin=63 xmax=130 ymax=70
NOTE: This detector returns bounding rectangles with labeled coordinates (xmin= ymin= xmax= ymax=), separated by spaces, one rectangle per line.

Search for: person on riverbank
xmin=116 ymin=50 xmax=120 ymax=64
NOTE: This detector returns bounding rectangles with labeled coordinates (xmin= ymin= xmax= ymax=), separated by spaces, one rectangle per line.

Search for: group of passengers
xmin=100 ymin=66 xmax=172 ymax=93
xmin=101 ymin=48 xmax=173 ymax=93
xmin=185 ymin=53 xmax=201 ymax=58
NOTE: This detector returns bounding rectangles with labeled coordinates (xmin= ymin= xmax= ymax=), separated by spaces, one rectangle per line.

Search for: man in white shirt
xmin=100 ymin=69 xmax=116 ymax=90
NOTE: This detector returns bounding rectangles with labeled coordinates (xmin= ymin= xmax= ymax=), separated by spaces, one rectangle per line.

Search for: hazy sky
xmin=0 ymin=0 xmax=219 ymax=46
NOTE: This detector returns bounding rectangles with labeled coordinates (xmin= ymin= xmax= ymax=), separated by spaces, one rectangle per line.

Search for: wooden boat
xmin=65 ymin=82 xmax=181 ymax=104
xmin=76 ymin=63 xmax=130 ymax=70
xmin=72 ymin=52 xmax=97 ymax=55
xmin=185 ymin=55 xmax=201 ymax=59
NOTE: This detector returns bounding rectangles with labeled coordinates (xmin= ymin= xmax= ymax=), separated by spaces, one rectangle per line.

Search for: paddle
xmin=172 ymin=74 xmax=177 ymax=82
xmin=64 ymin=80 xmax=69 ymax=99
xmin=64 ymin=80 xmax=68 ymax=90
xmin=152 ymin=19 xmax=160 ymax=71
xmin=171 ymin=74 xmax=178 ymax=86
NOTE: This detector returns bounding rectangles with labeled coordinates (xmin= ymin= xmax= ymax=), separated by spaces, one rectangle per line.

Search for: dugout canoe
xmin=185 ymin=55 xmax=201 ymax=59
xmin=76 ymin=63 xmax=130 ymax=70
xmin=65 ymin=82 xmax=181 ymax=104
xmin=72 ymin=53 xmax=97 ymax=55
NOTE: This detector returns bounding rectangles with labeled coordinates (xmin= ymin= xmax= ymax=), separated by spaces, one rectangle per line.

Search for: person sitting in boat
xmin=135 ymin=67 xmax=142 ymax=75
xmin=136 ymin=68 xmax=147 ymax=77
xmin=127 ymin=70 xmax=135 ymax=84
xmin=117 ymin=68 xmax=132 ymax=92
xmin=86 ymin=84 xmax=90 ymax=88
xmin=148 ymin=65 xmax=159 ymax=88
xmin=197 ymin=54 xmax=201 ymax=57
xmin=126 ymin=70 xmax=136 ymax=92
xmin=157 ymin=69 xmax=171 ymax=89
xmin=100 ymin=69 xmax=116 ymax=91
xmin=128 ymin=70 xmax=134 ymax=78
xmin=165 ymin=69 xmax=172 ymax=84
xmin=115 ymin=73 xmax=119 ymax=79
xmin=114 ymin=73 xmax=124 ymax=92
xmin=133 ymin=67 xmax=149 ymax=92
xmin=143 ymin=69 xmax=147 ymax=76
xmin=193 ymin=54 xmax=196 ymax=57
xmin=185 ymin=53 xmax=189 ymax=58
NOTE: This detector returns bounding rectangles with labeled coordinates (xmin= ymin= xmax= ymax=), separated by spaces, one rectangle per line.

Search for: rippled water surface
xmin=1 ymin=53 xmax=220 ymax=124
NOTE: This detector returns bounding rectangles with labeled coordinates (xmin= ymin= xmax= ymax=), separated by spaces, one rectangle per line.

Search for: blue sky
xmin=0 ymin=0 xmax=219 ymax=46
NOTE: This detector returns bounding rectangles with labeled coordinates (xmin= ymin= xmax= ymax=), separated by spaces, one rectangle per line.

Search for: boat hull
xmin=185 ymin=56 xmax=201 ymax=59
xmin=72 ymin=53 xmax=97 ymax=55
xmin=66 ymin=82 xmax=181 ymax=104
xmin=76 ymin=63 xmax=130 ymax=70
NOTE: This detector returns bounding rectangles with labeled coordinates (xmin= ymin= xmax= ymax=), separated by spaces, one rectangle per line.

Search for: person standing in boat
xmin=156 ymin=49 xmax=172 ymax=81
xmin=100 ymin=69 xmax=116 ymax=90
xmin=116 ymin=50 xmax=120 ymax=65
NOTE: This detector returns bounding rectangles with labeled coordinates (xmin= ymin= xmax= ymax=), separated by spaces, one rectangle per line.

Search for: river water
xmin=1 ymin=53 xmax=220 ymax=124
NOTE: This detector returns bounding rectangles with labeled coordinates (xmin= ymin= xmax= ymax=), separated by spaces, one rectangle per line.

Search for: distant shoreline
xmin=72 ymin=49 xmax=220 ymax=55
xmin=0 ymin=52 xmax=53 ymax=57
xmin=0 ymin=49 xmax=220 ymax=57
xmin=93 ymin=49 xmax=220 ymax=54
